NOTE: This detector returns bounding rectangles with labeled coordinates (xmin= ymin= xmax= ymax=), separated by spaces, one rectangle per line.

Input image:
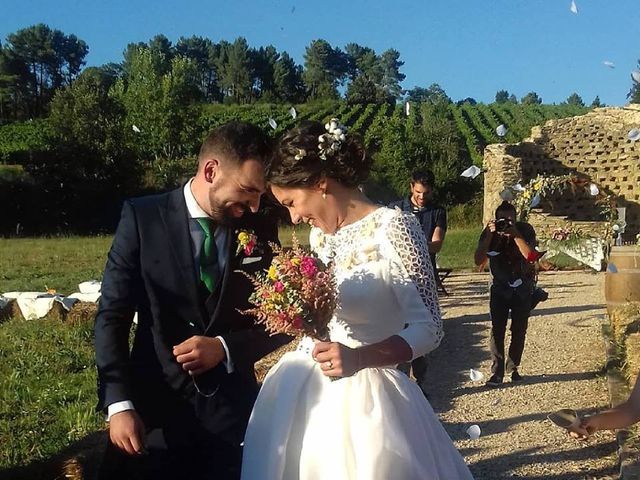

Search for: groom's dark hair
xmin=198 ymin=121 xmax=273 ymax=168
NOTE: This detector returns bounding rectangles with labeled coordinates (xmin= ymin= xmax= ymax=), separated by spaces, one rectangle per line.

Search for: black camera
xmin=495 ymin=218 xmax=513 ymax=232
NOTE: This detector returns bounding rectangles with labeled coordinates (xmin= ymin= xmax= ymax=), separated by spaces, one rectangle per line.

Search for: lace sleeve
xmin=385 ymin=211 xmax=444 ymax=358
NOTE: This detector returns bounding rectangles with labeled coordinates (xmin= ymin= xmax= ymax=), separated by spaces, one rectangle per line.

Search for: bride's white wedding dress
xmin=241 ymin=207 xmax=473 ymax=480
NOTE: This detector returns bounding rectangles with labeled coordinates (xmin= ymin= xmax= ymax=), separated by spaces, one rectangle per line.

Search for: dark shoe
xmin=510 ymin=371 xmax=523 ymax=382
xmin=485 ymin=375 xmax=503 ymax=387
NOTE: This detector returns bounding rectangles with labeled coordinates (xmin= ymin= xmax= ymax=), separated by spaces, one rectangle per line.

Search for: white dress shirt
xmin=107 ymin=179 xmax=234 ymax=420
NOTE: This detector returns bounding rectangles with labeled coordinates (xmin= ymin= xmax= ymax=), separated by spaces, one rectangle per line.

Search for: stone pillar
xmin=483 ymin=144 xmax=523 ymax=225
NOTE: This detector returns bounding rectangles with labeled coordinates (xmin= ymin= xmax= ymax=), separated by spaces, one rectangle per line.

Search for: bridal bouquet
xmin=241 ymin=236 xmax=337 ymax=339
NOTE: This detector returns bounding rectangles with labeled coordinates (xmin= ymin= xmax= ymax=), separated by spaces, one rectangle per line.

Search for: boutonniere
xmin=236 ymin=229 xmax=258 ymax=256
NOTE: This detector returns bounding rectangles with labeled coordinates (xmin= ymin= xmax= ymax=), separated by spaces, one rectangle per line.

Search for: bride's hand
xmin=312 ymin=341 xmax=360 ymax=377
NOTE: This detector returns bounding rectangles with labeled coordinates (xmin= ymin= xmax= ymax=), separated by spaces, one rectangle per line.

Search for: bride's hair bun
xmin=267 ymin=120 xmax=372 ymax=188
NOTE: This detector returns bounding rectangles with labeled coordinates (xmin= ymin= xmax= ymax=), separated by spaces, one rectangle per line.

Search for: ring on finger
xmin=325 ymin=361 xmax=333 ymax=369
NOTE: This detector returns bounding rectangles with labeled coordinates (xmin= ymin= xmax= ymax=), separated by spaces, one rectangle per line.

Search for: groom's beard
xmin=210 ymin=202 xmax=249 ymax=226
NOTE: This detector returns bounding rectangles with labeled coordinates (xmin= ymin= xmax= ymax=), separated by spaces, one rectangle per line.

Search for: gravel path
xmin=429 ymin=271 xmax=619 ymax=480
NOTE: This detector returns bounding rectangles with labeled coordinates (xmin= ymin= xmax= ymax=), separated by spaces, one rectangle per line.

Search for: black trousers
xmin=489 ymin=286 xmax=532 ymax=378
xmin=398 ymin=355 xmax=430 ymax=395
xmin=98 ymin=426 xmax=242 ymax=480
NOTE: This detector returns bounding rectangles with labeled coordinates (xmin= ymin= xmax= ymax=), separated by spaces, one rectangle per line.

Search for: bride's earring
xmin=322 ymin=192 xmax=327 ymax=200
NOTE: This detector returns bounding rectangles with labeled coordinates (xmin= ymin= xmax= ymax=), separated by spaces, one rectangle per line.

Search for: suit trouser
xmin=98 ymin=425 xmax=242 ymax=480
xmin=398 ymin=355 xmax=430 ymax=395
xmin=489 ymin=286 xmax=532 ymax=378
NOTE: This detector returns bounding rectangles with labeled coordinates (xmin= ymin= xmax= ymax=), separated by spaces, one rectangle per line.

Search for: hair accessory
xmin=294 ymin=148 xmax=306 ymax=160
xmin=318 ymin=118 xmax=347 ymax=160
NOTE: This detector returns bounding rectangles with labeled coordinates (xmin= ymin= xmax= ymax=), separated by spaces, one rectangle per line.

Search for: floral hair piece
xmin=294 ymin=148 xmax=306 ymax=160
xmin=318 ymin=118 xmax=347 ymax=161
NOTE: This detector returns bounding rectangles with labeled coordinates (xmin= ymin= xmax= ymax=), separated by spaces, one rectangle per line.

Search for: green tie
xmin=195 ymin=218 xmax=219 ymax=292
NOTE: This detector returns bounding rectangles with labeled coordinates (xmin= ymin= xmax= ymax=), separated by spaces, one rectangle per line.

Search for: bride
xmin=241 ymin=120 xmax=473 ymax=479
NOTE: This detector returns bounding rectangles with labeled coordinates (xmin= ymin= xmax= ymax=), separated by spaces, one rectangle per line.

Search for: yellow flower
xmin=238 ymin=232 xmax=249 ymax=244
xmin=291 ymin=257 xmax=301 ymax=266
xmin=268 ymin=265 xmax=277 ymax=280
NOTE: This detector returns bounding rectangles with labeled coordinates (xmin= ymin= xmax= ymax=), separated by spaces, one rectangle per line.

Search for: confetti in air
xmin=460 ymin=165 xmax=482 ymax=179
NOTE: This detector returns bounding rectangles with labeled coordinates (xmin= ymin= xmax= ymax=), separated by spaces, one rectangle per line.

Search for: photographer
xmin=474 ymin=201 xmax=539 ymax=387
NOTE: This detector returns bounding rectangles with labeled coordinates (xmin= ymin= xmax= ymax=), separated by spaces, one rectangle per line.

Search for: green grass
xmin=438 ymin=228 xmax=482 ymax=271
xmin=0 ymin=236 xmax=113 ymax=294
xmin=0 ymin=227 xmax=480 ymax=471
xmin=0 ymin=316 xmax=102 ymax=470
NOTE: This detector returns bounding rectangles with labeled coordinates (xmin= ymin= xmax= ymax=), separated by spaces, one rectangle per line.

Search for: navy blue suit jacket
xmin=94 ymin=186 xmax=289 ymax=446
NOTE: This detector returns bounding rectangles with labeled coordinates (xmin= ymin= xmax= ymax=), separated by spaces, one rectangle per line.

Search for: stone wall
xmin=483 ymin=105 xmax=640 ymax=240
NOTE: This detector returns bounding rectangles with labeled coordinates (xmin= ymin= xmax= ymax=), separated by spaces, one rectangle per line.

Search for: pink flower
xmin=273 ymin=281 xmax=285 ymax=293
xmin=292 ymin=315 xmax=303 ymax=329
xmin=300 ymin=256 xmax=318 ymax=278
xmin=244 ymin=240 xmax=256 ymax=256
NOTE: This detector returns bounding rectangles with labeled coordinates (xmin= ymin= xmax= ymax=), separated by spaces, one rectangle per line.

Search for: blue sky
xmin=1 ymin=0 xmax=639 ymax=105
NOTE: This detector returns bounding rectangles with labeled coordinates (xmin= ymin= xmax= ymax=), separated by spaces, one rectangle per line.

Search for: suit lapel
xmin=160 ymin=188 xmax=207 ymax=330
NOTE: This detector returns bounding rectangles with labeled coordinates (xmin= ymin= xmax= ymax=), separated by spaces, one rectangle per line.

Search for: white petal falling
xmin=132 ymin=125 xmax=141 ymax=133
xmin=289 ymin=107 xmax=297 ymax=119
xmin=588 ymin=184 xmax=599 ymax=196
xmin=466 ymin=425 xmax=481 ymax=440
xmin=461 ymin=165 xmax=482 ymax=179
xmin=469 ymin=369 xmax=484 ymax=382
xmin=492 ymin=398 xmax=501 ymax=406
xmin=512 ymin=183 xmax=526 ymax=192
xmin=487 ymin=251 xmax=501 ymax=257
xmin=405 ymin=101 xmax=410 ymax=116
xmin=632 ymin=70 xmax=640 ymax=84
xmin=607 ymin=263 xmax=618 ymax=273
xmin=628 ymin=128 xmax=640 ymax=142
xmin=509 ymin=278 xmax=524 ymax=288
xmin=496 ymin=124 xmax=507 ymax=137
xmin=499 ymin=188 xmax=515 ymax=202
xmin=603 ymin=61 xmax=615 ymax=69
xmin=530 ymin=194 xmax=541 ymax=208
xmin=570 ymin=0 xmax=578 ymax=14
xmin=268 ymin=118 xmax=278 ymax=130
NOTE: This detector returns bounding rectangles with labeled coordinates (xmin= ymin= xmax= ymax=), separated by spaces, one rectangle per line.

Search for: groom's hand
xmin=109 ymin=410 xmax=146 ymax=455
xmin=173 ymin=336 xmax=226 ymax=376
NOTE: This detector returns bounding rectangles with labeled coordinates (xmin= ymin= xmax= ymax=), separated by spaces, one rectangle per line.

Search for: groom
xmin=95 ymin=121 xmax=289 ymax=479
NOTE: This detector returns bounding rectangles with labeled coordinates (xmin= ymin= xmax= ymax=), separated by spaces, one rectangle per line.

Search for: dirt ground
xmin=429 ymin=270 xmax=619 ymax=480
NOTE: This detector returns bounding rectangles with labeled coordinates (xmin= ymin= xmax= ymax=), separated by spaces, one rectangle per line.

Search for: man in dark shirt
xmin=474 ymin=201 xmax=539 ymax=387
xmin=390 ymin=170 xmax=446 ymax=396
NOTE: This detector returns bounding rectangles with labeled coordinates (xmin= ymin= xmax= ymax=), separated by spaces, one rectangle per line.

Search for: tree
xmin=565 ymin=92 xmax=584 ymax=107
xmin=521 ymin=91 xmax=542 ymax=105
xmin=176 ymin=36 xmax=215 ymax=101
xmin=344 ymin=43 xmax=380 ymax=81
xmin=47 ymin=68 xmax=136 ymax=187
xmin=378 ymin=49 xmax=405 ymax=100
xmin=406 ymin=83 xmax=451 ymax=105
xmin=628 ymin=61 xmax=640 ymax=104
xmin=273 ymin=52 xmax=304 ymax=103
xmin=251 ymin=45 xmax=278 ymax=100
xmin=2 ymin=24 xmax=88 ymax=117
xmin=495 ymin=90 xmax=509 ymax=103
xmin=217 ymin=37 xmax=253 ymax=103
xmin=508 ymin=94 xmax=518 ymax=104
xmin=303 ymin=39 xmax=348 ymax=100
xmin=457 ymin=97 xmax=477 ymax=106
xmin=590 ymin=96 xmax=603 ymax=108
xmin=345 ymin=74 xmax=387 ymax=104
xmin=110 ymin=48 xmax=201 ymax=162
